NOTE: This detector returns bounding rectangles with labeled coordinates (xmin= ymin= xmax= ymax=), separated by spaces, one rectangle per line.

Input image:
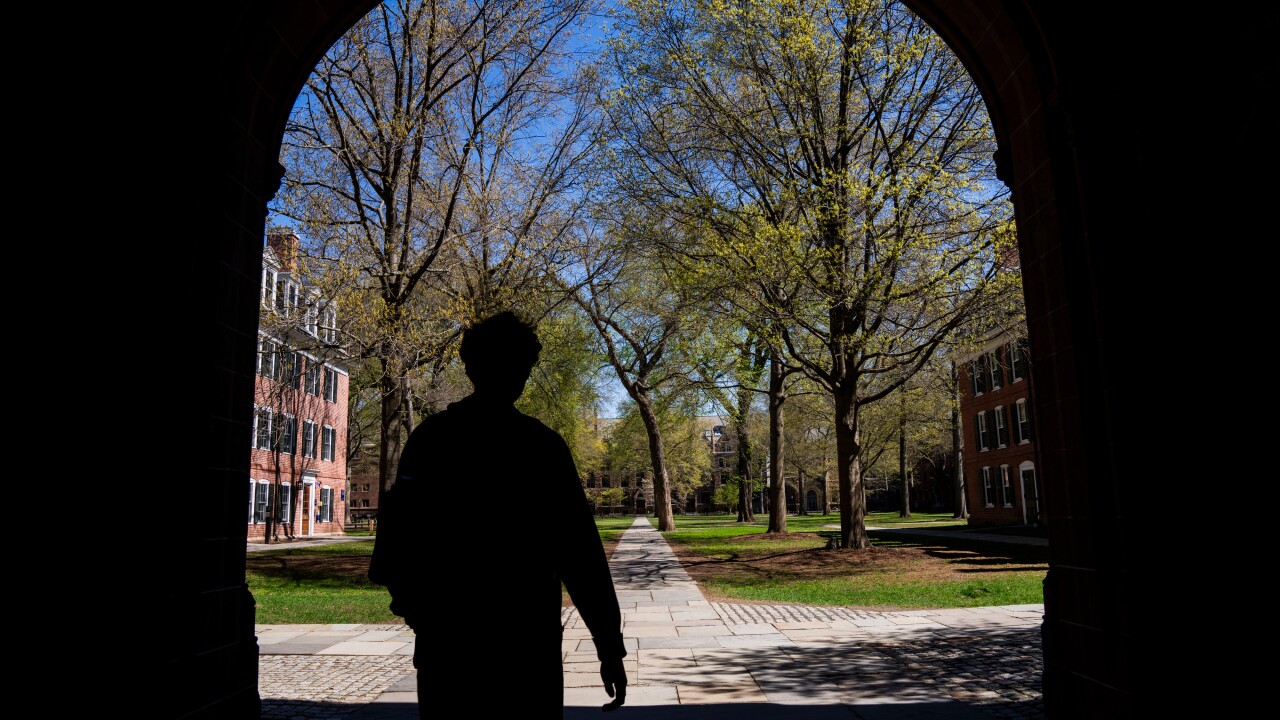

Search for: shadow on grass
xmin=248 ymin=553 xmax=379 ymax=588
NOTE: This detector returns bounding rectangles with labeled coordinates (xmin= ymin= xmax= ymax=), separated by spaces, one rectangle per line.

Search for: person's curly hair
xmin=459 ymin=311 xmax=542 ymax=376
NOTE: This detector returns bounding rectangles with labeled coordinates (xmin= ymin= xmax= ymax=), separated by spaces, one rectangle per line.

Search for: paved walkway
xmin=258 ymin=518 xmax=1045 ymax=719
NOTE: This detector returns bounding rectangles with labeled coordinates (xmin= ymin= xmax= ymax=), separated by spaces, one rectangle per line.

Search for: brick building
xmin=247 ymin=232 xmax=350 ymax=541
xmin=958 ymin=331 xmax=1041 ymax=527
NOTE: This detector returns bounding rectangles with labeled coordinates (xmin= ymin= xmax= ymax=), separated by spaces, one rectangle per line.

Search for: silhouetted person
xmin=369 ymin=311 xmax=627 ymax=718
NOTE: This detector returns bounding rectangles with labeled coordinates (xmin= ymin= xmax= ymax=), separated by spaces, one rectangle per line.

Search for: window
xmin=304 ymin=302 xmax=318 ymax=336
xmin=1000 ymin=465 xmax=1014 ymax=507
xmin=276 ymin=350 xmax=300 ymax=389
xmin=302 ymin=420 xmax=316 ymax=458
xmin=994 ymin=406 xmax=1009 ymax=448
xmin=278 ymin=414 xmax=297 ymax=455
xmin=987 ymin=350 xmax=1003 ymax=390
xmin=970 ymin=358 xmax=986 ymax=396
xmin=322 ymin=426 xmax=336 ymax=461
xmin=261 ymin=269 xmax=276 ymax=308
xmin=981 ymin=467 xmax=993 ymax=507
xmin=1020 ymin=463 xmax=1040 ymax=524
xmin=321 ymin=305 xmax=338 ymax=344
xmin=305 ymin=362 xmax=321 ymax=396
xmin=1010 ymin=339 xmax=1027 ymax=382
xmin=1015 ymin=399 xmax=1033 ymax=444
xmin=254 ymin=407 xmax=272 ymax=449
xmin=975 ymin=412 xmax=989 ymax=451
xmin=319 ymin=486 xmax=334 ymax=523
xmin=324 ymin=367 xmax=338 ymax=402
xmin=276 ymin=278 xmax=299 ymax=316
xmin=276 ymin=483 xmax=292 ymax=524
xmin=248 ymin=480 xmax=255 ymax=523
xmin=258 ymin=339 xmax=276 ymax=379
xmin=252 ymin=481 xmax=272 ymax=524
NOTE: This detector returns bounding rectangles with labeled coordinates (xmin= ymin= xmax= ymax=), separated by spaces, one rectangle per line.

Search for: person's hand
xmin=600 ymin=656 xmax=627 ymax=711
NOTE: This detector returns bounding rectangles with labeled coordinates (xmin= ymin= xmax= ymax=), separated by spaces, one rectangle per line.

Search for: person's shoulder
xmin=514 ymin=411 xmax=570 ymax=443
xmin=403 ymin=405 xmax=461 ymax=442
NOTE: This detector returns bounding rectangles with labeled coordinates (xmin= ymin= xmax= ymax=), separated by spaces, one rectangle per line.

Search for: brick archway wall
xmin=170 ymin=2 xmax=1236 ymax=716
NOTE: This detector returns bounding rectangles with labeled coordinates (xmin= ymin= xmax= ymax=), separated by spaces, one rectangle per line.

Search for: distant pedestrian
xmin=369 ymin=311 xmax=628 ymax=718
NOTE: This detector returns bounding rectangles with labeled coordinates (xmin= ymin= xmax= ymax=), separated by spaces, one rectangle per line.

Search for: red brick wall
xmin=959 ymin=342 xmax=1039 ymax=527
xmin=248 ymin=350 xmax=349 ymax=537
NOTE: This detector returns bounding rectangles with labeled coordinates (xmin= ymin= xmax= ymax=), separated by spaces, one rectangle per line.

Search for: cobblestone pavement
xmin=260 ymin=655 xmax=414 ymax=719
xmin=259 ymin=607 xmax=1042 ymax=720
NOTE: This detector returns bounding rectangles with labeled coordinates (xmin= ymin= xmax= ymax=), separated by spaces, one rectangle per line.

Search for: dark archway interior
xmin=153 ymin=2 xmax=1263 ymax=717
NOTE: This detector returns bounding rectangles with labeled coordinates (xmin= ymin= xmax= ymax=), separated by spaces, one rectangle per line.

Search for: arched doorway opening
xmin=169 ymin=2 xmax=1268 ymax=717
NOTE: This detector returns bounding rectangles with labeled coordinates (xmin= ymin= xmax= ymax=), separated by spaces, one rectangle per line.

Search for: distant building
xmin=247 ymin=231 xmax=350 ymax=541
xmin=957 ymin=331 xmax=1042 ymax=527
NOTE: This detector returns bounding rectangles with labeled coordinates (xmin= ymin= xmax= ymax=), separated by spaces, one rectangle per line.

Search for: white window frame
xmin=1015 ymin=399 xmax=1031 ymax=444
xmin=261 ymin=269 xmax=276 ymax=309
xmin=252 ymin=480 xmax=272 ymax=524
xmin=322 ymin=425 xmax=336 ymax=461
xmin=259 ymin=339 xmax=276 ymax=379
xmin=1000 ymin=465 xmax=1014 ymax=508
xmin=323 ymin=367 xmax=338 ymax=403
xmin=987 ymin=350 xmax=1003 ymax=390
xmin=976 ymin=412 xmax=989 ymax=451
xmin=254 ymin=407 xmax=272 ymax=450
xmin=304 ymin=362 xmax=321 ymax=396
xmin=981 ymin=467 xmax=994 ymax=508
xmin=302 ymin=419 xmax=317 ymax=458
xmin=1019 ymin=461 xmax=1039 ymax=525
xmin=319 ymin=486 xmax=334 ymax=523
xmin=276 ymin=482 xmax=293 ymax=525
xmin=322 ymin=306 xmax=337 ymax=344
xmin=994 ymin=406 xmax=1008 ymax=448
xmin=304 ymin=302 xmax=318 ymax=337
xmin=1010 ymin=341 xmax=1026 ymax=382
xmin=279 ymin=413 xmax=297 ymax=455
xmin=248 ymin=479 xmax=256 ymax=523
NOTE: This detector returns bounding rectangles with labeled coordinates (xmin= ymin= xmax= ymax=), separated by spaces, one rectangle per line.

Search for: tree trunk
xmin=899 ymin=408 xmax=910 ymax=518
xmin=377 ymin=367 xmax=407 ymax=506
xmin=734 ymin=385 xmax=755 ymax=523
xmin=767 ymin=352 xmax=787 ymax=533
xmin=634 ymin=394 xmax=675 ymax=531
xmin=951 ymin=360 xmax=968 ymax=519
xmin=834 ymin=384 xmax=870 ymax=549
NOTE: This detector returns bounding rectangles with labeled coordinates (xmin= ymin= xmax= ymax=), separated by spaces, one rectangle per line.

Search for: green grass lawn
xmin=248 ymin=512 xmax=1045 ymax=623
xmin=247 ymin=540 xmax=396 ymax=624
xmin=652 ymin=512 xmax=1047 ymax=609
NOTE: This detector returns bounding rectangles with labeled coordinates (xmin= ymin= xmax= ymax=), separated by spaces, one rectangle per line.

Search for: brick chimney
xmin=267 ymin=231 xmax=299 ymax=273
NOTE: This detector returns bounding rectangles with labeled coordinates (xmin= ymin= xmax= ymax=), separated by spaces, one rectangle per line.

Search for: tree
xmin=605 ymin=0 xmax=1017 ymax=547
xmin=272 ymin=0 xmax=602 ymax=507
xmin=780 ymin=382 xmax=836 ymax=515
xmin=559 ymin=213 xmax=712 ymax=531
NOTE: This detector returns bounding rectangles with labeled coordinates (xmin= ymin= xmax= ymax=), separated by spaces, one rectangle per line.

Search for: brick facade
xmin=247 ymin=235 xmax=350 ymax=541
xmin=958 ymin=333 xmax=1041 ymax=528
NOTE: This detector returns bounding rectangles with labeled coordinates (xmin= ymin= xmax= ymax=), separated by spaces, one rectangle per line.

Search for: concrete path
xmin=258 ymin=517 xmax=1045 ymax=719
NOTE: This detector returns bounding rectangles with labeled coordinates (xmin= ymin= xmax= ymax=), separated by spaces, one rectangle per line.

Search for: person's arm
xmin=552 ymin=433 xmax=627 ymax=708
xmin=368 ymin=430 xmax=423 ymax=628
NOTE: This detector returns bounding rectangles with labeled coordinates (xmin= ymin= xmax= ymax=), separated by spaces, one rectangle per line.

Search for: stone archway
xmin=165 ymin=2 xmax=1266 ymax=716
